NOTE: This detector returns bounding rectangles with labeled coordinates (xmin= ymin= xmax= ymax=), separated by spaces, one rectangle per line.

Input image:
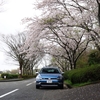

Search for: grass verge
xmin=64 ymin=80 xmax=100 ymax=88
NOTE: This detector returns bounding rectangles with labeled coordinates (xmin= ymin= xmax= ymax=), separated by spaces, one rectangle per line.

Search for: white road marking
xmin=26 ymin=83 xmax=33 ymax=86
xmin=26 ymin=81 xmax=36 ymax=86
xmin=0 ymin=89 xmax=19 ymax=98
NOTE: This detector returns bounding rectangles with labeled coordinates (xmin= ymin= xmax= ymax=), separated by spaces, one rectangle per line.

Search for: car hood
xmin=39 ymin=74 xmax=62 ymax=79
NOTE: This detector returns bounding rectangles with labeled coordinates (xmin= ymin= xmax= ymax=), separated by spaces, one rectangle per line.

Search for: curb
xmin=0 ymin=78 xmax=23 ymax=82
xmin=64 ymin=84 xmax=72 ymax=89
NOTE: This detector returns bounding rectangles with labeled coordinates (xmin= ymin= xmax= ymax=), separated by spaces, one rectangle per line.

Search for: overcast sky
xmin=0 ymin=0 xmax=40 ymax=71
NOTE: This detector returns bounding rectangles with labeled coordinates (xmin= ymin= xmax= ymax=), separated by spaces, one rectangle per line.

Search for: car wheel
xmin=36 ymin=85 xmax=40 ymax=89
xmin=59 ymin=84 xmax=64 ymax=89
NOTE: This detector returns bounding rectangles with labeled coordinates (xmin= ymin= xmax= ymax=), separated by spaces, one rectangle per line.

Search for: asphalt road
xmin=0 ymin=78 xmax=100 ymax=100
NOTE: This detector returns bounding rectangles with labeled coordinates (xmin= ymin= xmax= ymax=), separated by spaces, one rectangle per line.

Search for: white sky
xmin=0 ymin=0 xmax=41 ymax=71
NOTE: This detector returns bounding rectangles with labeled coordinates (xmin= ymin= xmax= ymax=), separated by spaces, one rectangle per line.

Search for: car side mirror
xmin=62 ymin=72 xmax=64 ymax=75
xmin=36 ymin=72 xmax=39 ymax=75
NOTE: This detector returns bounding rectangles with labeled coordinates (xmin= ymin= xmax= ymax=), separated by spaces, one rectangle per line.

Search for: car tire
xmin=59 ymin=84 xmax=64 ymax=89
xmin=36 ymin=85 xmax=40 ymax=89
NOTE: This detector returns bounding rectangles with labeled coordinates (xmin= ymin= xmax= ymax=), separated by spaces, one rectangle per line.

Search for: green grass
xmin=0 ymin=78 xmax=3 ymax=80
xmin=64 ymin=80 xmax=72 ymax=85
xmin=64 ymin=80 xmax=100 ymax=88
xmin=72 ymin=82 xmax=91 ymax=87
xmin=0 ymin=74 xmax=2 ymax=79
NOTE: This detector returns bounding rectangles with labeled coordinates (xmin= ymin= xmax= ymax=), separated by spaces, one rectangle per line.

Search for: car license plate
xmin=47 ymin=80 xmax=52 ymax=83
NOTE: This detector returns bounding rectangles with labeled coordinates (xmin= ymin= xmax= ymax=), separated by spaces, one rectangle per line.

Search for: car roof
xmin=42 ymin=66 xmax=59 ymax=68
xmin=42 ymin=67 xmax=59 ymax=69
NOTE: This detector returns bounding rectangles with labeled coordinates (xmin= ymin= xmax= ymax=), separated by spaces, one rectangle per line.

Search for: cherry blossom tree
xmin=21 ymin=0 xmax=100 ymax=70
xmin=22 ymin=17 xmax=92 ymax=69
xmin=36 ymin=0 xmax=100 ymax=50
xmin=51 ymin=54 xmax=70 ymax=71
xmin=1 ymin=33 xmax=43 ymax=77
xmin=1 ymin=33 xmax=26 ymax=77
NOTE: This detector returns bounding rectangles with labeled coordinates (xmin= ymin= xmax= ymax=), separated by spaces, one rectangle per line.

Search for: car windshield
xmin=40 ymin=68 xmax=60 ymax=74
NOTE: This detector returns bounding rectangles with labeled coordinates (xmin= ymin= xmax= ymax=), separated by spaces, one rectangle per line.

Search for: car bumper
xmin=36 ymin=80 xmax=63 ymax=87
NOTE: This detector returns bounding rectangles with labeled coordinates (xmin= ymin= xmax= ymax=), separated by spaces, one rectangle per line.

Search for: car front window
xmin=40 ymin=68 xmax=60 ymax=74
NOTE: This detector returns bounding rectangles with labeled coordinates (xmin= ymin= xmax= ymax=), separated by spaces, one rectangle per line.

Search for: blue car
xmin=36 ymin=67 xmax=64 ymax=89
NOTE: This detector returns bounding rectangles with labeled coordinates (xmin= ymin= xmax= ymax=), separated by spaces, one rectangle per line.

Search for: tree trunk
xmin=19 ymin=62 xmax=23 ymax=78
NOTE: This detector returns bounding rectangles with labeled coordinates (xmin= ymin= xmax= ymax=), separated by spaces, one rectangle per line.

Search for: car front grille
xmin=41 ymin=83 xmax=58 ymax=86
xmin=42 ymin=78 xmax=57 ymax=80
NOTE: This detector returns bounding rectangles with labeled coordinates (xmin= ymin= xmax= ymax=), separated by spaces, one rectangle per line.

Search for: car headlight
xmin=57 ymin=75 xmax=63 ymax=80
xmin=36 ymin=74 xmax=42 ymax=81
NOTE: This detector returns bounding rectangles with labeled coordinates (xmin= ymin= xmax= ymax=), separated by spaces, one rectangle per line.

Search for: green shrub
xmin=22 ymin=75 xmax=35 ymax=79
xmin=64 ymin=65 xmax=100 ymax=84
xmin=88 ymin=50 xmax=100 ymax=65
xmin=8 ymin=74 xmax=18 ymax=79
xmin=1 ymin=73 xmax=18 ymax=79
xmin=1 ymin=73 xmax=9 ymax=79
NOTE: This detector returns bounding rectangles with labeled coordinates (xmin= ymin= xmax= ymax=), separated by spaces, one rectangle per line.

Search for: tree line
xmin=1 ymin=0 xmax=100 ymax=76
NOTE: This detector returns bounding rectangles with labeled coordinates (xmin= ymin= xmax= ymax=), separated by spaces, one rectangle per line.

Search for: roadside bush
xmin=1 ymin=73 xmax=9 ymax=79
xmin=22 ymin=75 xmax=35 ymax=79
xmin=8 ymin=74 xmax=18 ymax=79
xmin=64 ymin=65 xmax=100 ymax=84
xmin=1 ymin=73 xmax=18 ymax=79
